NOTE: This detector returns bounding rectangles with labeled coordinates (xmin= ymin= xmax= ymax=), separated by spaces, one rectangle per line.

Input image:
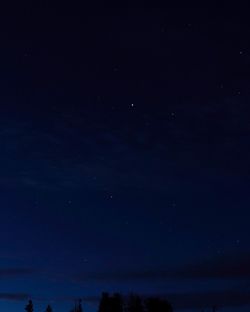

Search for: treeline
xmin=24 ymin=293 xmax=173 ymax=312
xmin=98 ymin=293 xmax=172 ymax=312
xmin=25 ymin=299 xmax=83 ymax=312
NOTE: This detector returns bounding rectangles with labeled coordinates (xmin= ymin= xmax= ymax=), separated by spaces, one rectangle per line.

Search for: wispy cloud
xmin=0 ymin=267 xmax=35 ymax=278
xmin=173 ymin=252 xmax=250 ymax=279
xmin=76 ymin=252 xmax=250 ymax=282
xmin=0 ymin=293 xmax=29 ymax=301
xmin=161 ymin=290 xmax=250 ymax=310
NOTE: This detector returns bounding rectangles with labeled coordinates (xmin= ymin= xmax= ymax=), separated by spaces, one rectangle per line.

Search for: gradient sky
xmin=0 ymin=3 xmax=250 ymax=312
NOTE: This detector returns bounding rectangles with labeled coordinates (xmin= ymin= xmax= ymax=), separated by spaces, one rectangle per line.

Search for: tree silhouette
xmin=46 ymin=305 xmax=53 ymax=312
xmin=98 ymin=292 xmax=111 ymax=312
xmin=78 ymin=299 xmax=83 ymax=312
xmin=23 ymin=292 xmax=174 ymax=312
xmin=70 ymin=299 xmax=83 ymax=312
xmin=212 ymin=305 xmax=218 ymax=312
xmin=127 ymin=294 xmax=144 ymax=312
xmin=98 ymin=292 xmax=124 ymax=312
xmin=98 ymin=293 xmax=173 ymax=312
xmin=112 ymin=293 xmax=123 ymax=312
xmin=25 ymin=300 xmax=34 ymax=312
xmin=145 ymin=297 xmax=172 ymax=312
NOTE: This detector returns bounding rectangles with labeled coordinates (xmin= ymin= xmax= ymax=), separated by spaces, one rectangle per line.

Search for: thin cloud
xmin=0 ymin=268 xmax=35 ymax=278
xmin=77 ymin=252 xmax=250 ymax=282
xmin=162 ymin=290 xmax=250 ymax=310
xmin=174 ymin=252 xmax=250 ymax=279
xmin=0 ymin=293 xmax=29 ymax=301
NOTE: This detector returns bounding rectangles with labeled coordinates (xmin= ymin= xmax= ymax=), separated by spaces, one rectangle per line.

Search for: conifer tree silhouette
xmin=25 ymin=300 xmax=34 ymax=312
xmin=70 ymin=299 xmax=83 ymax=312
xmin=127 ymin=294 xmax=144 ymax=312
xmin=145 ymin=297 xmax=172 ymax=312
xmin=46 ymin=305 xmax=53 ymax=312
xmin=98 ymin=292 xmax=111 ymax=312
xmin=78 ymin=299 xmax=83 ymax=312
xmin=98 ymin=293 xmax=173 ymax=312
xmin=112 ymin=293 xmax=123 ymax=312
xmin=98 ymin=292 xmax=123 ymax=312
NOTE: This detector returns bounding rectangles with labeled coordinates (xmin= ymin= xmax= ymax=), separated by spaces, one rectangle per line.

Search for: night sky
xmin=0 ymin=3 xmax=250 ymax=312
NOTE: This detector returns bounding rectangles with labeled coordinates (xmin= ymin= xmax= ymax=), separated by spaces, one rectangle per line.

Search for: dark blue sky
xmin=0 ymin=3 xmax=250 ymax=312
